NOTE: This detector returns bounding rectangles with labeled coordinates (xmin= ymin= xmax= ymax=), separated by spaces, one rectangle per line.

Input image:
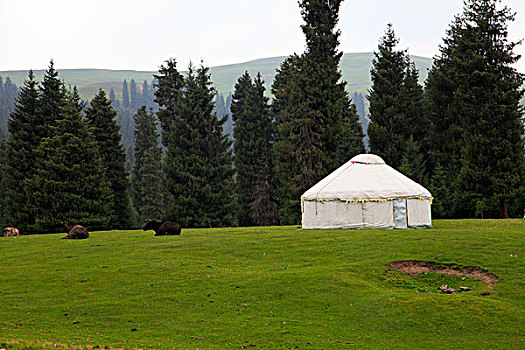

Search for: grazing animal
xmin=3 ymin=227 xmax=20 ymax=237
xmin=62 ymin=222 xmax=89 ymax=239
xmin=143 ymin=219 xmax=182 ymax=236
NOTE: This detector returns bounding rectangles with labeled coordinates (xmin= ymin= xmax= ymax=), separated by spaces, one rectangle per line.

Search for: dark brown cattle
xmin=62 ymin=222 xmax=89 ymax=239
xmin=143 ymin=219 xmax=182 ymax=236
xmin=3 ymin=227 xmax=19 ymax=237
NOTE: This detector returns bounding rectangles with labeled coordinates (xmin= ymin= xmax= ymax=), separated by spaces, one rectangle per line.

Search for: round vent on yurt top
xmin=350 ymin=154 xmax=385 ymax=164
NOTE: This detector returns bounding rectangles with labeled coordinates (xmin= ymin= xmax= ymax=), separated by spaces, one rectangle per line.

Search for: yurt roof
xmin=302 ymin=154 xmax=432 ymax=201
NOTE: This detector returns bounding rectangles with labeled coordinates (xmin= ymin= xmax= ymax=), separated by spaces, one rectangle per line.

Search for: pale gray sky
xmin=1 ymin=0 xmax=524 ymax=72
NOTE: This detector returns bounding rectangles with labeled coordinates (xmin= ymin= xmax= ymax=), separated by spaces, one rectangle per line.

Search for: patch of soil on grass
xmin=388 ymin=260 xmax=499 ymax=286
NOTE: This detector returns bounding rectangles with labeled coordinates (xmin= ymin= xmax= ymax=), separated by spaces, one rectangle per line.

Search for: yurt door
xmin=393 ymin=199 xmax=408 ymax=229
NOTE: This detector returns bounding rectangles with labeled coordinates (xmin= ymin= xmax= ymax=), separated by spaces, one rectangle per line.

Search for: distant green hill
xmin=0 ymin=53 xmax=433 ymax=100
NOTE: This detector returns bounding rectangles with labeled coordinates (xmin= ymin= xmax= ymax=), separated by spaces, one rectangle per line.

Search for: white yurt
xmin=301 ymin=154 xmax=432 ymax=229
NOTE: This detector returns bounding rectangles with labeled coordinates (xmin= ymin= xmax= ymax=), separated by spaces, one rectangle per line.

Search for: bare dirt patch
xmin=388 ymin=260 xmax=499 ymax=286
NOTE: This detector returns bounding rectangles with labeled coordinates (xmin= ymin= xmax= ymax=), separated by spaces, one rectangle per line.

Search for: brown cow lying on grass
xmin=143 ymin=219 xmax=182 ymax=236
xmin=3 ymin=227 xmax=19 ymax=237
xmin=62 ymin=222 xmax=89 ymax=239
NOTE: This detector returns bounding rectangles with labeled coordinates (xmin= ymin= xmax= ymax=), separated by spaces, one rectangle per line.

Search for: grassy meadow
xmin=0 ymin=219 xmax=523 ymax=349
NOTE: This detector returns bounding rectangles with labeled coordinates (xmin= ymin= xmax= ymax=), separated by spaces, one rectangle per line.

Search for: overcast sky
xmin=1 ymin=0 xmax=524 ymax=72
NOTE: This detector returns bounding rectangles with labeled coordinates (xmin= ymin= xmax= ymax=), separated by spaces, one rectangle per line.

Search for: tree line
xmin=0 ymin=0 xmax=523 ymax=233
xmin=367 ymin=1 xmax=524 ymax=219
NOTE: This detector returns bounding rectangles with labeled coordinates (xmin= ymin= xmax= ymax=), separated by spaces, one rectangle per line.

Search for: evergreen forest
xmin=0 ymin=0 xmax=523 ymax=233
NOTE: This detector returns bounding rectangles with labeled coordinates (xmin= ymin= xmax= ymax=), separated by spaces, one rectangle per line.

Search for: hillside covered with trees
xmin=0 ymin=0 xmax=523 ymax=233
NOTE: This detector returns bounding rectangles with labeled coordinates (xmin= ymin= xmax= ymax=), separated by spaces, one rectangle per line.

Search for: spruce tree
xmin=117 ymin=108 xmax=135 ymax=157
xmin=425 ymin=0 xmax=525 ymax=218
xmin=109 ymin=87 xmax=116 ymax=103
xmin=398 ymin=62 xmax=426 ymax=182
xmin=130 ymin=79 xmax=137 ymax=110
xmin=109 ymin=88 xmax=120 ymax=109
xmin=159 ymin=62 xmax=235 ymax=227
xmin=367 ymin=24 xmax=410 ymax=169
xmin=272 ymin=0 xmax=363 ymax=224
xmin=85 ymin=89 xmax=134 ymax=228
xmin=214 ymin=92 xmax=233 ymax=140
xmin=456 ymin=0 xmax=524 ymax=218
xmin=352 ymin=92 xmax=369 ymax=150
xmin=132 ymin=106 xmax=164 ymax=222
xmin=154 ymin=59 xmax=185 ymax=147
xmin=225 ymin=93 xmax=233 ymax=115
xmin=30 ymin=88 xmax=112 ymax=233
xmin=272 ymin=55 xmax=322 ymax=224
xmin=38 ymin=60 xmax=66 ymax=131
xmin=402 ymin=62 xmax=426 ymax=143
xmin=142 ymin=80 xmax=150 ymax=109
xmin=352 ymin=92 xmax=366 ymax=121
xmin=225 ymin=93 xmax=233 ymax=139
xmin=122 ymin=79 xmax=130 ymax=109
xmin=424 ymin=23 xmax=465 ymax=216
xmin=4 ymin=70 xmax=41 ymax=231
xmin=232 ymin=72 xmax=279 ymax=226
xmin=232 ymin=72 xmax=255 ymax=226
xmin=214 ymin=92 xmax=226 ymax=117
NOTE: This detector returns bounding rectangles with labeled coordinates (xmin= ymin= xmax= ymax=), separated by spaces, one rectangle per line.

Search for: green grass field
xmin=0 ymin=219 xmax=523 ymax=349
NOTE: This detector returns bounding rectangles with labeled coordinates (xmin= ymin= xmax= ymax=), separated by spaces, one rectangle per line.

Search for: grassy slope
xmin=0 ymin=219 xmax=523 ymax=349
xmin=0 ymin=53 xmax=433 ymax=100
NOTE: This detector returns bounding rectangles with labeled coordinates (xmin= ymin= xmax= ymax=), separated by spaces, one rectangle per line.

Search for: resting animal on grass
xmin=3 ymin=227 xmax=19 ymax=237
xmin=62 ymin=222 xmax=89 ymax=239
xmin=143 ymin=219 xmax=182 ymax=236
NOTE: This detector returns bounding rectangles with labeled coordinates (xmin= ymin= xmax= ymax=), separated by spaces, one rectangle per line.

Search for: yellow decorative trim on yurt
xmin=301 ymin=196 xmax=433 ymax=203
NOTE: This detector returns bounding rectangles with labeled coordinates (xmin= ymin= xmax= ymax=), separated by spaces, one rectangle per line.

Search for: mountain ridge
xmin=0 ymin=53 xmax=433 ymax=100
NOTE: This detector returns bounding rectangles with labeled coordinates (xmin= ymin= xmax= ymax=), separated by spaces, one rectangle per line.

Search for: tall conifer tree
xmin=232 ymin=72 xmax=279 ymax=226
xmin=130 ymin=79 xmax=137 ymax=110
xmin=142 ymin=80 xmax=150 ymax=109
xmin=272 ymin=0 xmax=363 ymax=224
xmin=352 ymin=92 xmax=366 ymax=121
xmin=399 ymin=62 xmax=426 ymax=180
xmin=352 ymin=92 xmax=369 ymax=150
xmin=30 ymin=88 xmax=112 ymax=232
xmin=214 ymin=92 xmax=233 ymax=140
xmin=368 ymin=24 xmax=410 ymax=169
xmin=426 ymin=0 xmax=525 ymax=218
xmin=109 ymin=88 xmax=120 ymax=109
xmin=122 ymin=79 xmax=130 ymax=109
xmin=132 ymin=107 xmax=164 ymax=221
xmin=38 ymin=60 xmax=65 ymax=131
xmin=154 ymin=59 xmax=185 ymax=147
xmin=4 ymin=70 xmax=40 ymax=231
xmin=5 ymin=62 xmax=65 ymax=232
xmin=402 ymin=62 xmax=425 ymax=141
xmin=85 ymin=89 xmax=134 ymax=228
xmin=158 ymin=61 xmax=234 ymax=227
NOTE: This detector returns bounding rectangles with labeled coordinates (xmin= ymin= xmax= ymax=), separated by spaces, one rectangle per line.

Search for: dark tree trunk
xmin=500 ymin=198 xmax=508 ymax=219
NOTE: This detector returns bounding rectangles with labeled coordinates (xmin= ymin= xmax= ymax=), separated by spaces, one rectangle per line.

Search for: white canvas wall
xmin=301 ymin=198 xmax=431 ymax=229
xmin=302 ymin=200 xmax=395 ymax=229
xmin=407 ymin=198 xmax=432 ymax=227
